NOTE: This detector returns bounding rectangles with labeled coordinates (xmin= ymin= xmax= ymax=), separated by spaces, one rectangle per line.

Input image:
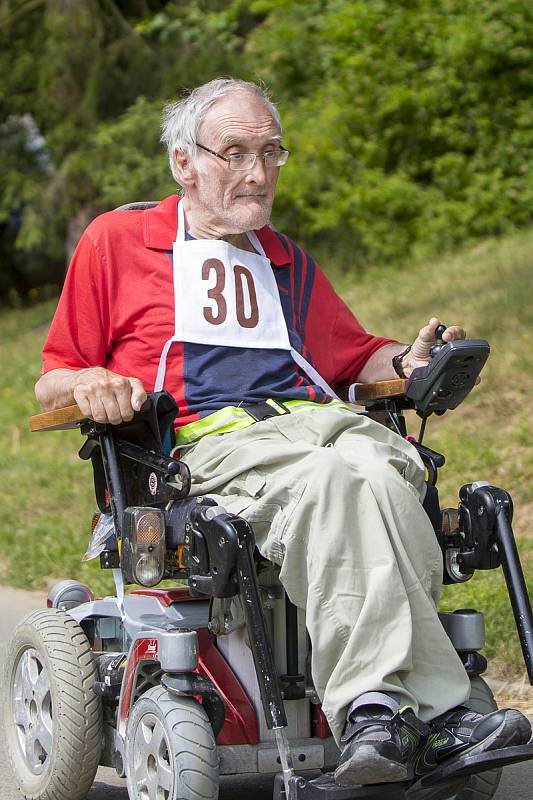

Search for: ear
xmin=174 ymin=148 xmax=196 ymax=188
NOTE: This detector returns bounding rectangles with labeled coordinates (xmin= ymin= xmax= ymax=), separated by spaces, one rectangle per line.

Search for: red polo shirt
xmin=42 ymin=195 xmax=393 ymax=429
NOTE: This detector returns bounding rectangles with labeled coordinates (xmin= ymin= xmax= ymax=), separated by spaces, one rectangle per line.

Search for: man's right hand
xmin=73 ymin=367 xmax=147 ymax=424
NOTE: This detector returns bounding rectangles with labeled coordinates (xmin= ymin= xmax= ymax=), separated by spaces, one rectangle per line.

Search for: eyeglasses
xmin=195 ymin=142 xmax=290 ymax=171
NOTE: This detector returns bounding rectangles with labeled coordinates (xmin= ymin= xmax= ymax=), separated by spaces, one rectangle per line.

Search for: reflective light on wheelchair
xmin=13 ymin=648 xmax=53 ymax=774
xmin=125 ymin=507 xmax=166 ymax=586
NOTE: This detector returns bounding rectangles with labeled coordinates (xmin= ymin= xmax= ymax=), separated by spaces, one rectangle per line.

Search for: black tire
xmin=2 ymin=608 xmax=103 ymax=800
xmin=125 ymin=685 xmax=219 ymax=800
xmin=446 ymin=676 xmax=502 ymax=800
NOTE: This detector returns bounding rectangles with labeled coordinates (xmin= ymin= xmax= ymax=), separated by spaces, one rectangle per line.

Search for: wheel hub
xmin=12 ymin=647 xmax=53 ymax=775
xmin=132 ymin=711 xmax=174 ymax=799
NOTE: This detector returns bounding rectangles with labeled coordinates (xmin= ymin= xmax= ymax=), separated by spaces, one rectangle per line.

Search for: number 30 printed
xmin=202 ymin=258 xmax=259 ymax=328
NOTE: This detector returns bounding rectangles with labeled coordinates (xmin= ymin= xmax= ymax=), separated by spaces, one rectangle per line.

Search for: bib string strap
xmin=176 ymin=197 xmax=186 ymax=243
xmin=155 ymin=337 xmax=175 ymax=393
xmin=246 ymin=229 xmax=267 ymax=257
xmin=290 ymin=347 xmax=339 ymax=400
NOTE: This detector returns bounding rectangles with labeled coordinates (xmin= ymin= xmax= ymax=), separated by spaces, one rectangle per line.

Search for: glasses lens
xmin=262 ymin=150 xmax=290 ymax=167
xmin=228 ymin=153 xmax=257 ymax=171
xmin=227 ymin=150 xmax=290 ymax=170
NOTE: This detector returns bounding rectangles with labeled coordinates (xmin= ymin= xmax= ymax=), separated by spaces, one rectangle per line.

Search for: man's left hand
xmin=401 ymin=317 xmax=466 ymax=378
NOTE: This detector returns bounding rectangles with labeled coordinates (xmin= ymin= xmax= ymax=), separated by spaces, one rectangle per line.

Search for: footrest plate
xmin=273 ymin=772 xmax=407 ymax=800
xmin=273 ymin=743 xmax=533 ymax=800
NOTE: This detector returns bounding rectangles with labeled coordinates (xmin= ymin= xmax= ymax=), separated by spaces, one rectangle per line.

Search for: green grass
xmin=0 ymin=298 xmax=112 ymax=594
xmin=0 ymin=228 xmax=532 ymax=675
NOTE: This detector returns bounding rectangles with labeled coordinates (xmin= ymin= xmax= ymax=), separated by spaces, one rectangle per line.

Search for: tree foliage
xmin=250 ymin=0 xmax=533 ymax=263
xmin=1 ymin=0 xmax=533 ymax=299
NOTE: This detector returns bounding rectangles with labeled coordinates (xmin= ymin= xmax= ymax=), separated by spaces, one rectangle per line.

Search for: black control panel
xmin=406 ymin=339 xmax=490 ymax=415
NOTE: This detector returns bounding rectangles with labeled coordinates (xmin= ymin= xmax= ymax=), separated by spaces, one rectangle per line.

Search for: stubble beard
xmin=191 ymin=174 xmax=275 ymax=236
xmin=225 ymin=194 xmax=274 ymax=233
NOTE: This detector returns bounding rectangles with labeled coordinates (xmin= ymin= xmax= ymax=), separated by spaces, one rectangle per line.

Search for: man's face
xmin=187 ymin=91 xmax=282 ymax=235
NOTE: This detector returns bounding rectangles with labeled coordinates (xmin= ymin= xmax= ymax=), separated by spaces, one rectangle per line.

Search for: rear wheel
xmin=2 ymin=608 xmax=103 ymax=800
xmin=447 ymin=676 xmax=502 ymax=800
xmin=125 ymin=685 xmax=219 ymax=800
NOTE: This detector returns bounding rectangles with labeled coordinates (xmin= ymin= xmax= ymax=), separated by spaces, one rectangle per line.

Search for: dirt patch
xmin=487 ymin=680 xmax=533 ymax=715
xmin=513 ymin=500 xmax=533 ymax=539
xmin=484 ymin=665 xmax=533 ymax=714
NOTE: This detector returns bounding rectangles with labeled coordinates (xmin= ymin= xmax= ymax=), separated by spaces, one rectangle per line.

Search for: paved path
xmin=0 ymin=586 xmax=531 ymax=799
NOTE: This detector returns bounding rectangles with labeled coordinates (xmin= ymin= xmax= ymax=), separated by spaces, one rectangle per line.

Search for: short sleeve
xmin=41 ymin=230 xmax=111 ymax=374
xmin=303 ymin=264 xmax=394 ymax=385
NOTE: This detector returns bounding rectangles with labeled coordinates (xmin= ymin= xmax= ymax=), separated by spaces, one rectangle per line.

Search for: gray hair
xmin=161 ymin=78 xmax=282 ymax=184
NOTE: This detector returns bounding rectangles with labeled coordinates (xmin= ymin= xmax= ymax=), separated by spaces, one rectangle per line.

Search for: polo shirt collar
xmin=143 ymin=194 xmax=291 ymax=267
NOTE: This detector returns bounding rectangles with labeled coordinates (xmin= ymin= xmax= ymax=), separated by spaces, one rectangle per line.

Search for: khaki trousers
xmin=180 ymin=405 xmax=471 ymax=742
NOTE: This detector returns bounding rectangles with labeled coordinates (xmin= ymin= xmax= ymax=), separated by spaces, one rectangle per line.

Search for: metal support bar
xmin=233 ymin=519 xmax=296 ymax=799
xmin=273 ymin=727 xmax=297 ymax=800
xmin=495 ymin=509 xmax=533 ymax=683
xmin=281 ymin=596 xmax=306 ymax=700
xmin=99 ymin=431 xmax=126 ymax=538
xmin=409 ymin=440 xmax=445 ymax=487
xmin=384 ymin=399 xmax=408 ymax=438
xmin=286 ymin=596 xmax=299 ymax=677
xmin=232 ymin=516 xmax=288 ymax=731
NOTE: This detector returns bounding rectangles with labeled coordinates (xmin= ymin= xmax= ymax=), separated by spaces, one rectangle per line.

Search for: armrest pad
xmin=350 ymin=379 xmax=407 ymax=405
xmin=29 ymin=405 xmax=86 ymax=432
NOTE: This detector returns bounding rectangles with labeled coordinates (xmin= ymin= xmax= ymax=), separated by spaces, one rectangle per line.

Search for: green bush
xmin=251 ymin=0 xmax=533 ymax=266
xmin=2 ymin=0 xmax=533 ymax=296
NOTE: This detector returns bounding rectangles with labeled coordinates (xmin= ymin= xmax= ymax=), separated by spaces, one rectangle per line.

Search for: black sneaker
xmin=412 ymin=705 xmax=532 ymax=777
xmin=335 ymin=704 xmax=429 ymax=786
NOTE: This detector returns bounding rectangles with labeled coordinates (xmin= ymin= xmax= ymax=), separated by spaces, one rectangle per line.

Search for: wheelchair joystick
xmin=429 ymin=323 xmax=447 ymax=358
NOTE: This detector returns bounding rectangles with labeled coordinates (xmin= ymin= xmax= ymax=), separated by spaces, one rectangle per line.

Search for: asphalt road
xmin=0 ymin=585 xmax=532 ymax=800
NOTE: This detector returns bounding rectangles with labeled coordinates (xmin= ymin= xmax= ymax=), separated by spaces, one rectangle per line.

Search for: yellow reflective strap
xmin=282 ymin=398 xmax=353 ymax=414
xmin=175 ymin=406 xmax=254 ymax=446
xmin=174 ymin=398 xmax=354 ymax=446
xmin=265 ymin=398 xmax=289 ymax=414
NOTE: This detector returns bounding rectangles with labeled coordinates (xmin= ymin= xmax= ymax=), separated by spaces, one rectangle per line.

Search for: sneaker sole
xmin=334 ymin=745 xmax=411 ymax=786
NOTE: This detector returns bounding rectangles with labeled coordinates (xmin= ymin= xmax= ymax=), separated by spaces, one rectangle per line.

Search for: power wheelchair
xmin=3 ymin=330 xmax=533 ymax=800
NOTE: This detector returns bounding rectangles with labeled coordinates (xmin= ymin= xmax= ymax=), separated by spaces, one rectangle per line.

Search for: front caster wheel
xmin=2 ymin=608 xmax=103 ymax=800
xmin=125 ymin=686 xmax=219 ymax=800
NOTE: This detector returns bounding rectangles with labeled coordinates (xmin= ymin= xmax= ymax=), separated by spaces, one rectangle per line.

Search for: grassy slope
xmin=0 ymin=298 xmax=109 ymax=594
xmin=0 ymin=229 xmax=532 ymax=675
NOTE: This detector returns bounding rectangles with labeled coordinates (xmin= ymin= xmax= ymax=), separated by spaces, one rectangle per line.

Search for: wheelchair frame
xmin=14 ymin=344 xmax=533 ymax=800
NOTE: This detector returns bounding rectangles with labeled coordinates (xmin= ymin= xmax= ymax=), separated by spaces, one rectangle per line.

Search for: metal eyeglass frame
xmin=195 ymin=142 xmax=290 ymax=171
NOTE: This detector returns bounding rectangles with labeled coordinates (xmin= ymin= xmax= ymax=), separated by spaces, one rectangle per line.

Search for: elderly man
xmin=36 ymin=78 xmax=530 ymax=786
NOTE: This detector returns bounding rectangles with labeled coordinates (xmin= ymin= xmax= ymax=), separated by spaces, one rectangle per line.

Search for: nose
xmin=245 ymin=155 xmax=268 ymax=184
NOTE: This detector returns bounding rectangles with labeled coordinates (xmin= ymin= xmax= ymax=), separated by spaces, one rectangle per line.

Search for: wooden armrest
xmin=29 ymin=382 xmax=408 ymax=431
xmin=351 ymin=379 xmax=407 ymax=405
xmin=29 ymin=404 xmax=87 ymax=432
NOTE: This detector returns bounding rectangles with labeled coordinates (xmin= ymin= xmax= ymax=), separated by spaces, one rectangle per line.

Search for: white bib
xmin=173 ymin=241 xmax=290 ymax=351
xmin=155 ymin=199 xmax=337 ymax=399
